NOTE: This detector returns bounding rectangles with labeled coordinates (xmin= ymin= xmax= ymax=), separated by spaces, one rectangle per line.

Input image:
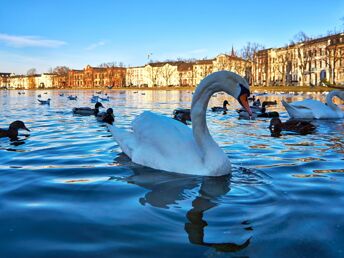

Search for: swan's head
xmin=224 ymin=73 xmax=252 ymax=116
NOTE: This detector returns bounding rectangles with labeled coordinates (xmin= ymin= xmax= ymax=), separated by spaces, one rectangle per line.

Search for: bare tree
xmin=146 ymin=66 xmax=161 ymax=87
xmin=126 ymin=69 xmax=134 ymax=86
xmin=293 ymin=31 xmax=312 ymax=44
xmin=274 ymin=50 xmax=291 ymax=85
xmin=27 ymin=68 xmax=37 ymax=75
xmin=324 ymin=43 xmax=344 ymax=84
xmin=53 ymin=66 xmax=70 ymax=75
xmin=161 ymin=64 xmax=176 ymax=86
xmin=297 ymin=45 xmax=315 ymax=86
xmin=240 ymin=42 xmax=265 ymax=61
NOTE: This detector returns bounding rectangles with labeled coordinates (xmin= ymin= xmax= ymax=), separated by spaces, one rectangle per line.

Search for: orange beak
xmin=239 ymin=94 xmax=252 ymax=116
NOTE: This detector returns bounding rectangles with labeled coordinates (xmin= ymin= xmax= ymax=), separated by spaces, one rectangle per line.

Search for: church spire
xmin=231 ymin=46 xmax=236 ymax=56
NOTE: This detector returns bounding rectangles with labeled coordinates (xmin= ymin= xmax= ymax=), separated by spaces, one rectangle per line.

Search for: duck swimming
xmin=269 ymin=117 xmax=315 ymax=137
xmin=0 ymin=121 xmax=30 ymax=140
xmin=38 ymin=98 xmax=51 ymax=105
xmin=211 ymin=100 xmax=229 ymax=112
xmin=97 ymin=108 xmax=115 ymax=124
xmin=173 ymin=108 xmax=191 ymax=124
xmin=73 ymin=102 xmax=104 ymax=116
xmin=107 ymin=71 xmax=252 ymax=176
xmin=68 ymin=95 xmax=78 ymax=100
xmin=282 ymin=90 xmax=344 ymax=119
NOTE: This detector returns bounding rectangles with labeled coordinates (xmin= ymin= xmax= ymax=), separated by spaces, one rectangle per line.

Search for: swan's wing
xmin=130 ymin=111 xmax=202 ymax=173
xmin=107 ymin=124 xmax=136 ymax=159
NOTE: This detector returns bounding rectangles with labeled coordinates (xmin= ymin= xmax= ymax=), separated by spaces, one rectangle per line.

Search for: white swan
xmin=282 ymin=90 xmax=344 ymax=119
xmin=107 ymin=71 xmax=252 ymax=176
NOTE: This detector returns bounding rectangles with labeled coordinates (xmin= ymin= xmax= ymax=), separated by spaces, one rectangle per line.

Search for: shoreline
xmin=1 ymin=85 xmax=341 ymax=92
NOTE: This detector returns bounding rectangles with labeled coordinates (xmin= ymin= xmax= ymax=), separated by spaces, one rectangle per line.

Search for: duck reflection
xmin=110 ymin=156 xmax=251 ymax=252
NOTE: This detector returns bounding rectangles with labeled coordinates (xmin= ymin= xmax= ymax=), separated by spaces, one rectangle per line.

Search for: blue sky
xmin=0 ymin=0 xmax=343 ymax=74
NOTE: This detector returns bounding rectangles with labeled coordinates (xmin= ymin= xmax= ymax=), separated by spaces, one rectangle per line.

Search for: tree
xmin=27 ymin=68 xmax=37 ymax=75
xmin=146 ymin=65 xmax=161 ymax=86
xmin=291 ymin=31 xmax=311 ymax=44
xmin=240 ymin=42 xmax=265 ymax=61
xmin=240 ymin=42 xmax=264 ymax=85
xmin=161 ymin=64 xmax=176 ymax=86
xmin=53 ymin=66 xmax=69 ymax=75
xmin=323 ymin=43 xmax=344 ymax=84
xmin=99 ymin=62 xmax=125 ymax=68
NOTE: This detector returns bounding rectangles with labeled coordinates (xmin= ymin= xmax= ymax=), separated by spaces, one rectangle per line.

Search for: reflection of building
xmin=253 ymin=33 xmax=344 ymax=86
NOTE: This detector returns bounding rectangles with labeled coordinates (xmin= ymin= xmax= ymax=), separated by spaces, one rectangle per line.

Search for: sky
xmin=0 ymin=0 xmax=343 ymax=74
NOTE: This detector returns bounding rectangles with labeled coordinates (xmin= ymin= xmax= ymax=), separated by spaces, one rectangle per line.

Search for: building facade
xmin=0 ymin=73 xmax=11 ymax=88
xmin=253 ymin=33 xmax=344 ymax=86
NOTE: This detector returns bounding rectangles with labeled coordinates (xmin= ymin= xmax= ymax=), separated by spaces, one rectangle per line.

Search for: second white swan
xmin=107 ymin=71 xmax=252 ymax=176
xmin=282 ymin=90 xmax=344 ymax=119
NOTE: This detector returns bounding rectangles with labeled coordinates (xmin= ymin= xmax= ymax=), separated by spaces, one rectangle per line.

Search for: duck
xmin=106 ymin=71 xmax=252 ymax=176
xmin=282 ymin=90 xmax=344 ymax=119
xmin=0 ymin=121 xmax=30 ymax=140
xmin=262 ymin=100 xmax=277 ymax=107
xmin=256 ymin=107 xmax=279 ymax=118
xmin=269 ymin=117 xmax=316 ymax=137
xmin=68 ymin=95 xmax=78 ymax=100
xmin=97 ymin=108 xmax=115 ymax=124
xmin=59 ymin=93 xmax=64 ymax=97
xmin=99 ymin=95 xmax=110 ymax=101
xmin=38 ymin=98 xmax=51 ymax=105
xmin=211 ymin=100 xmax=229 ymax=112
xmin=91 ymin=95 xmax=99 ymax=103
xmin=73 ymin=102 xmax=104 ymax=116
xmin=173 ymin=108 xmax=191 ymax=124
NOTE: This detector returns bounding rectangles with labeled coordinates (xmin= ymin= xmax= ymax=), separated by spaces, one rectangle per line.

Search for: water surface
xmin=0 ymin=89 xmax=343 ymax=258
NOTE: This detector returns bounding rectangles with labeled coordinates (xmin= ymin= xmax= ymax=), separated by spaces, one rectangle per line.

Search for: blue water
xmin=0 ymin=89 xmax=343 ymax=258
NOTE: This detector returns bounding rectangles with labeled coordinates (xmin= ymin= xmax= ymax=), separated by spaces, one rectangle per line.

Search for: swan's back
xmin=288 ymin=99 xmax=342 ymax=119
xmin=129 ymin=111 xmax=206 ymax=174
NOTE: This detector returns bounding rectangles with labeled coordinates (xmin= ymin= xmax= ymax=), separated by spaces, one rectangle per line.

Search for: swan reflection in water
xmin=110 ymin=155 xmax=252 ymax=253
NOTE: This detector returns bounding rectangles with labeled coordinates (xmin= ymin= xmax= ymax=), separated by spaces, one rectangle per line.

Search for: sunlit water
xmin=0 ymin=89 xmax=343 ymax=258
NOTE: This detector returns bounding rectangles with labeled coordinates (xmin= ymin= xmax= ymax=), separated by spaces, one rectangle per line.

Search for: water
xmin=0 ymin=89 xmax=343 ymax=258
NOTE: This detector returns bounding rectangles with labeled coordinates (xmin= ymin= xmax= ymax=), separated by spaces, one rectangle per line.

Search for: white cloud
xmin=0 ymin=33 xmax=66 ymax=48
xmin=85 ymin=41 xmax=106 ymax=50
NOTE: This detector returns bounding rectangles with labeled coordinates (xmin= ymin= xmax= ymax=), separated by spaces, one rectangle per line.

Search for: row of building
xmin=0 ymin=53 xmax=248 ymax=89
xmin=253 ymin=33 xmax=344 ymax=86
xmin=1 ymin=33 xmax=343 ymax=89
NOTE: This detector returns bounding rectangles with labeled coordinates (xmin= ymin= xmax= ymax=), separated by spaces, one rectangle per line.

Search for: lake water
xmin=0 ymin=89 xmax=343 ymax=258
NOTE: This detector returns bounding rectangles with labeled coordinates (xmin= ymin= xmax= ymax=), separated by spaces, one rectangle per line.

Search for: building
xmin=68 ymin=69 xmax=84 ymax=88
xmin=192 ymin=59 xmax=214 ymax=86
xmin=36 ymin=73 xmax=54 ymax=88
xmin=68 ymin=65 xmax=126 ymax=88
xmin=177 ymin=62 xmax=194 ymax=86
xmin=253 ymin=33 xmax=344 ymax=86
xmin=0 ymin=73 xmax=11 ymax=88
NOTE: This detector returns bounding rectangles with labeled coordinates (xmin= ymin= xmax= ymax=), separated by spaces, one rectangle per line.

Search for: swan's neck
xmin=326 ymin=91 xmax=341 ymax=110
xmin=191 ymin=81 xmax=231 ymax=173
